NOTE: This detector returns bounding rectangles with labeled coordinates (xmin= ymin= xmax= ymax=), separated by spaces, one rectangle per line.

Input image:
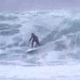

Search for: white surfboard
xmin=25 ymin=47 xmax=39 ymax=53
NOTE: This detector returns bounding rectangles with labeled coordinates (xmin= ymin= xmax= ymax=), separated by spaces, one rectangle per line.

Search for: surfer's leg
xmin=36 ymin=40 xmax=40 ymax=46
xmin=32 ymin=40 xmax=34 ymax=47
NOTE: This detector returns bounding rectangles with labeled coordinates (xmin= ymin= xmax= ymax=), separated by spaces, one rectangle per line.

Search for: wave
xmin=0 ymin=11 xmax=80 ymax=65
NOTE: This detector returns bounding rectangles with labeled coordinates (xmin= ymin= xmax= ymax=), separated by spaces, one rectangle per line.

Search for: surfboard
xmin=25 ymin=47 xmax=39 ymax=54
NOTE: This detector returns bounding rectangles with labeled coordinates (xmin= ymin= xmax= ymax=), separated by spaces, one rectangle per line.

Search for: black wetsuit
xmin=29 ymin=34 xmax=40 ymax=47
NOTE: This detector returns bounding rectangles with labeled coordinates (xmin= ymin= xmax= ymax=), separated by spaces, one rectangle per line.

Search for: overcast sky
xmin=0 ymin=0 xmax=80 ymax=11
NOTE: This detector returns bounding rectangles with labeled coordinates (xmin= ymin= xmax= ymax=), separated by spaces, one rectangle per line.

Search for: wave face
xmin=0 ymin=11 xmax=80 ymax=66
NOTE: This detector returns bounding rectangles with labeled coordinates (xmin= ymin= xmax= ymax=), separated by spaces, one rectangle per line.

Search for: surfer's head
xmin=31 ymin=33 xmax=34 ymax=36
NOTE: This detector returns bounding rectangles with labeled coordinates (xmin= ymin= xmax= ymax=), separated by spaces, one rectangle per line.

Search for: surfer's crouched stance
xmin=29 ymin=33 xmax=40 ymax=47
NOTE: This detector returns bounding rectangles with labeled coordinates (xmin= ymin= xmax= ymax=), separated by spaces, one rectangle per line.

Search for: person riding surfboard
xmin=29 ymin=33 xmax=40 ymax=47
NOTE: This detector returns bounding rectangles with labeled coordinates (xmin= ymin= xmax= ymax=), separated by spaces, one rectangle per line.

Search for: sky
xmin=0 ymin=0 xmax=80 ymax=12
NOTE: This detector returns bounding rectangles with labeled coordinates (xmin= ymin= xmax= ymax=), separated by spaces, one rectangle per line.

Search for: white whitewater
xmin=0 ymin=10 xmax=80 ymax=80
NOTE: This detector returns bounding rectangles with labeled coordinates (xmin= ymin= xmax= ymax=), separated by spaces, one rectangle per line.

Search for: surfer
xmin=29 ymin=33 xmax=40 ymax=47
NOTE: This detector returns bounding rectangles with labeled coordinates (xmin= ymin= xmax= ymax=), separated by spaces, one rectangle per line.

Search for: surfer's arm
xmin=29 ymin=37 xmax=32 ymax=42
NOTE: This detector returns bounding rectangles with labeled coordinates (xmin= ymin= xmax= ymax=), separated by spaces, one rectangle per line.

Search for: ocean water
xmin=0 ymin=10 xmax=80 ymax=80
xmin=0 ymin=11 xmax=80 ymax=65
